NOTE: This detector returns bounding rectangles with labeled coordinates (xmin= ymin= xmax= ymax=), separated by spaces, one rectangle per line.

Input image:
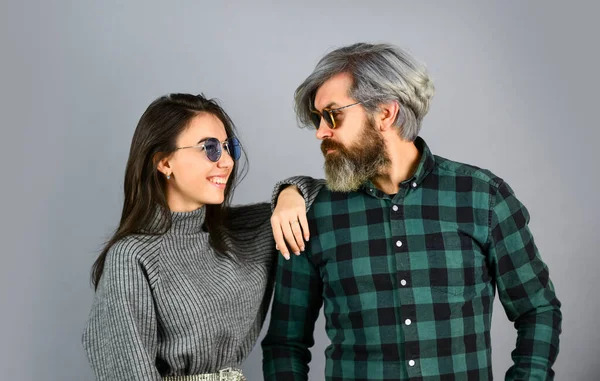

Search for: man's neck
xmin=371 ymin=137 xmax=421 ymax=195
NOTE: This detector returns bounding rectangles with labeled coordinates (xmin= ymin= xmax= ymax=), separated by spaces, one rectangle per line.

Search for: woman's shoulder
xmin=105 ymin=234 xmax=163 ymax=272
xmin=221 ymin=202 xmax=275 ymax=255
xmin=223 ymin=202 xmax=271 ymax=231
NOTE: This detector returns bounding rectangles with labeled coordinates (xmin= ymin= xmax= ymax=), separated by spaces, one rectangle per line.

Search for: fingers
xmin=281 ymin=219 xmax=301 ymax=255
xmin=298 ymin=211 xmax=310 ymax=242
xmin=271 ymin=216 xmax=290 ymax=260
xmin=271 ymin=204 xmax=310 ymax=260
xmin=287 ymin=220 xmax=305 ymax=254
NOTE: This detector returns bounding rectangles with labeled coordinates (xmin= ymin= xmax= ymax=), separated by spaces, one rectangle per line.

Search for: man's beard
xmin=321 ymin=117 xmax=390 ymax=192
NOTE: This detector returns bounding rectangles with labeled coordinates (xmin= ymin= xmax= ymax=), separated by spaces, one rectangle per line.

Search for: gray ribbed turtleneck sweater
xmin=82 ymin=177 xmax=324 ymax=380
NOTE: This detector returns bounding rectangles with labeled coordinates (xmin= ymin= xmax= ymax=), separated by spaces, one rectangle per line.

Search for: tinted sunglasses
xmin=176 ymin=136 xmax=241 ymax=162
xmin=309 ymin=101 xmax=364 ymax=129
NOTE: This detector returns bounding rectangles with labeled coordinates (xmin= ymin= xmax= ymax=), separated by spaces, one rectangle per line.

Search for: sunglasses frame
xmin=310 ymin=100 xmax=364 ymax=129
xmin=175 ymin=136 xmax=241 ymax=162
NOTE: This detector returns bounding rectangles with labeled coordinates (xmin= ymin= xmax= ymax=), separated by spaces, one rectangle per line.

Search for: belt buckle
xmin=219 ymin=367 xmax=232 ymax=381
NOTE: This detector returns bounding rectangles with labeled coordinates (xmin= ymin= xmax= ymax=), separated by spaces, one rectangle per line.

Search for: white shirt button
xmin=411 ymin=182 xmax=418 ymax=188
xmin=392 ymin=205 xmax=399 ymax=211
xmin=400 ymin=279 xmax=407 ymax=286
xmin=409 ymin=360 xmax=416 ymax=367
xmin=405 ymin=319 xmax=412 ymax=326
xmin=396 ymin=240 xmax=403 ymax=247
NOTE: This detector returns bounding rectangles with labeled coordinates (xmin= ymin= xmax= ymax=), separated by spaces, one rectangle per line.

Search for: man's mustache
xmin=321 ymin=140 xmax=346 ymax=156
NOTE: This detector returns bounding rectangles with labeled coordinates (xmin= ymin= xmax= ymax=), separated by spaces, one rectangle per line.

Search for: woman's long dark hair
xmin=91 ymin=93 xmax=247 ymax=289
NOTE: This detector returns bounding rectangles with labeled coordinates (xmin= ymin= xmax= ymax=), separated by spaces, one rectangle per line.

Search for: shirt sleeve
xmin=487 ymin=180 xmax=562 ymax=380
xmin=261 ymin=236 xmax=323 ymax=380
xmin=82 ymin=244 xmax=161 ymax=381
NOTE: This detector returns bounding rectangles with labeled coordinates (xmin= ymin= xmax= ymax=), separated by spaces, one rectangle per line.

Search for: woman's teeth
xmin=209 ymin=177 xmax=226 ymax=184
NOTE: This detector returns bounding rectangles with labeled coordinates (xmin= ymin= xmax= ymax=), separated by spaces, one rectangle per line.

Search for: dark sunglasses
xmin=175 ymin=136 xmax=241 ymax=162
xmin=309 ymin=101 xmax=364 ymax=129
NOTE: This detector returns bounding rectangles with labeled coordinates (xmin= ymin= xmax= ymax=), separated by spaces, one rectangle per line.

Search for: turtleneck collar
xmin=169 ymin=206 xmax=207 ymax=234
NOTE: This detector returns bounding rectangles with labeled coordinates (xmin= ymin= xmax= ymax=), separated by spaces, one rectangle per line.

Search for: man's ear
xmin=377 ymin=100 xmax=400 ymax=132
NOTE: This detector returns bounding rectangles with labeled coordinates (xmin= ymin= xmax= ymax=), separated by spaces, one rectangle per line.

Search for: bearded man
xmin=262 ymin=43 xmax=561 ymax=381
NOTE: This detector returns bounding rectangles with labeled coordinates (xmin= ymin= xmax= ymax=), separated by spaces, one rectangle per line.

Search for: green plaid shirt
xmin=262 ymin=137 xmax=561 ymax=381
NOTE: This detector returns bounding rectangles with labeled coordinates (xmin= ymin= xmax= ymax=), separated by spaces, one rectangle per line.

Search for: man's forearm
xmin=506 ymin=303 xmax=561 ymax=380
xmin=263 ymin=340 xmax=312 ymax=381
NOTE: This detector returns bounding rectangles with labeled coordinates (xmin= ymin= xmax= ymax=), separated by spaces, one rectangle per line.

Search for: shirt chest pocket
xmin=424 ymin=232 xmax=488 ymax=297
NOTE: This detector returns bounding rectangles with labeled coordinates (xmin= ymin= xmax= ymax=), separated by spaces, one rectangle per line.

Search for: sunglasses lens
xmin=204 ymin=138 xmax=221 ymax=162
xmin=228 ymin=137 xmax=241 ymax=161
xmin=323 ymin=111 xmax=335 ymax=128
xmin=311 ymin=111 xmax=323 ymax=129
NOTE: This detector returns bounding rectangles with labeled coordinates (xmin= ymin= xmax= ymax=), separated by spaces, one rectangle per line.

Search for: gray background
xmin=1 ymin=1 xmax=598 ymax=380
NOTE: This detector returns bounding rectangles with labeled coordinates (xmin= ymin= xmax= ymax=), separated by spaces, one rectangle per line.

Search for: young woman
xmin=82 ymin=93 xmax=322 ymax=381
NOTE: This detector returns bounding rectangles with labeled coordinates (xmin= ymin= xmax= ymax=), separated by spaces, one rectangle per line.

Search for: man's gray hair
xmin=294 ymin=43 xmax=435 ymax=141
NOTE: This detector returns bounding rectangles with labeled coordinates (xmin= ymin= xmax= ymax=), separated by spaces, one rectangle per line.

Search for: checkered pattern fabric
xmin=262 ymin=137 xmax=561 ymax=381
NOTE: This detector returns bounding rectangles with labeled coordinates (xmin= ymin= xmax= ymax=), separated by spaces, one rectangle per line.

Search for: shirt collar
xmin=360 ymin=136 xmax=435 ymax=197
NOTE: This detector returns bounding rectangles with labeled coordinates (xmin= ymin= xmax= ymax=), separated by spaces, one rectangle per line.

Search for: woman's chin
xmin=199 ymin=196 xmax=225 ymax=206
